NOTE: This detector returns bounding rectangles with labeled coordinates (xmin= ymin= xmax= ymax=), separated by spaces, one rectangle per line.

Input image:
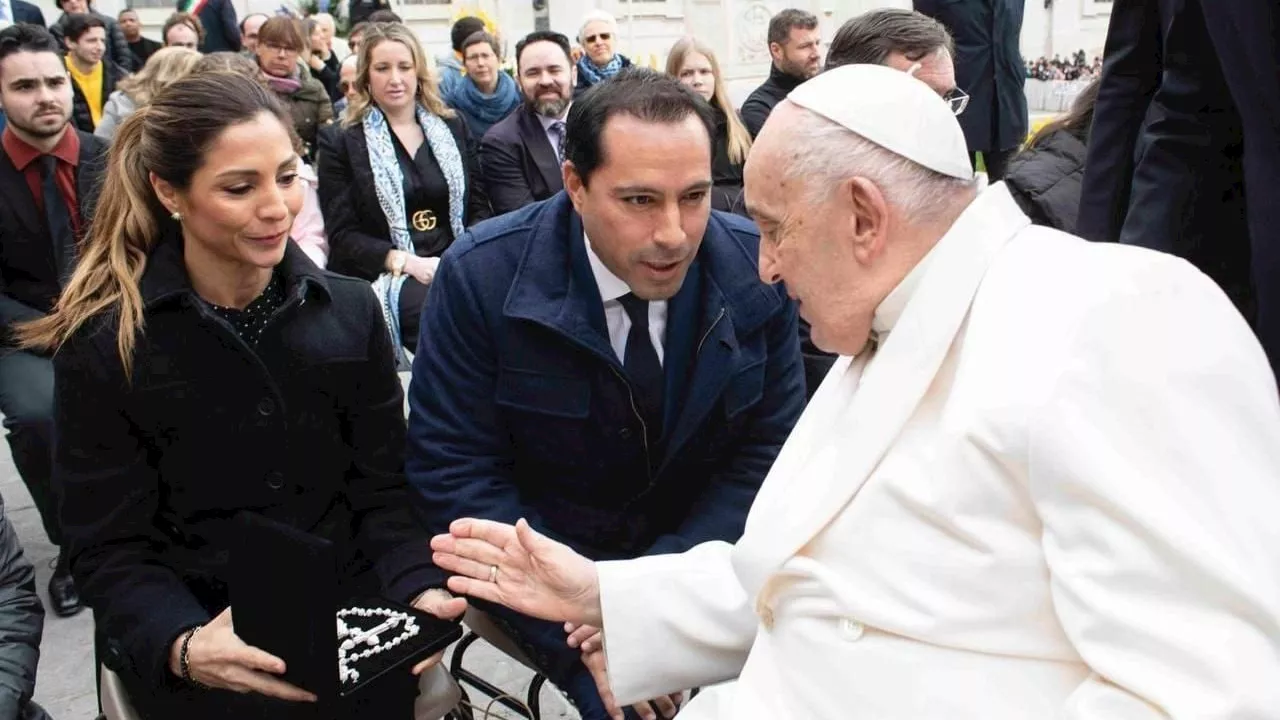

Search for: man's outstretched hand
xmin=431 ymin=518 xmax=603 ymax=627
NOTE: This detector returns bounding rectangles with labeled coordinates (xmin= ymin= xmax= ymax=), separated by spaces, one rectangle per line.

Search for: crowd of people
xmin=1025 ymin=49 xmax=1101 ymax=81
xmin=0 ymin=1 xmax=1276 ymax=719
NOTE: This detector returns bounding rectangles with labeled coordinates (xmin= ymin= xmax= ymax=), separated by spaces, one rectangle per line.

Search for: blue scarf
xmin=364 ymin=104 xmax=466 ymax=368
xmin=447 ymin=71 xmax=521 ymax=137
xmin=576 ymin=52 xmax=625 ymax=87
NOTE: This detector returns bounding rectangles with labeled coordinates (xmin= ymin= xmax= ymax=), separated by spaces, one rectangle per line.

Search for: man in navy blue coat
xmin=408 ymin=68 xmax=804 ymax=719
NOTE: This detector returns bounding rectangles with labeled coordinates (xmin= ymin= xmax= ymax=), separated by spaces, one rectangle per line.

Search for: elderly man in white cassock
xmin=430 ymin=64 xmax=1280 ymax=719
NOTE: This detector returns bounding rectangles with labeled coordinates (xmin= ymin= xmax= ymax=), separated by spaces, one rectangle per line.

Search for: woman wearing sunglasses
xmin=574 ymin=10 xmax=631 ymax=97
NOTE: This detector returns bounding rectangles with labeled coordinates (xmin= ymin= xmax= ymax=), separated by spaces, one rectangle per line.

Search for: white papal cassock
xmin=596 ymin=183 xmax=1280 ymax=719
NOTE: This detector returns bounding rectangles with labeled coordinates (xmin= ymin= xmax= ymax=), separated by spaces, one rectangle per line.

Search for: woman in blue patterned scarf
xmin=574 ymin=10 xmax=631 ymax=97
xmin=317 ymin=22 xmax=490 ymax=362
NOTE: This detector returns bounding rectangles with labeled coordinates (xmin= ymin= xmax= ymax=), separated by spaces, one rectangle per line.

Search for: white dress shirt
xmin=584 ymin=234 xmax=667 ymax=365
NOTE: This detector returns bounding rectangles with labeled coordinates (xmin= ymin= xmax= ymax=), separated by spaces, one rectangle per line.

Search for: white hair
xmin=578 ymin=10 xmax=618 ymax=43
xmin=313 ymin=12 xmax=335 ymax=31
xmin=782 ymin=107 xmax=977 ymax=222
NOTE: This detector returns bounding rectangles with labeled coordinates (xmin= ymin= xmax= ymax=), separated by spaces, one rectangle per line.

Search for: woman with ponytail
xmin=19 ymin=71 xmax=463 ymax=719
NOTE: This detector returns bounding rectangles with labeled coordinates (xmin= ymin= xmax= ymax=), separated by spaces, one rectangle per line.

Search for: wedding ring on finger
xmin=488 ymin=564 xmax=498 ymax=583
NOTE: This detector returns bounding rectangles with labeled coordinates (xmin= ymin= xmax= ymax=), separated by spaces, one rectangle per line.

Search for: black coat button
xmin=619 ymin=427 xmax=633 ymax=440
xmin=265 ymin=471 xmax=284 ymax=490
xmin=257 ymin=397 xmax=276 ymax=416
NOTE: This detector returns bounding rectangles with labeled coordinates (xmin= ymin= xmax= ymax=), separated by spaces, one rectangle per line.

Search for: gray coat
xmin=94 ymin=90 xmax=137 ymax=143
xmin=0 ymin=498 xmax=51 ymax=720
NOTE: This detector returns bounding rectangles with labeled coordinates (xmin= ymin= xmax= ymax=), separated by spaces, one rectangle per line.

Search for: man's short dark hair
xmin=450 ymin=16 xmax=486 ymax=53
xmin=366 ymin=10 xmax=402 ymax=24
xmin=63 ymin=13 xmax=106 ymax=43
xmin=0 ymin=23 xmax=62 ymax=71
xmin=163 ymin=11 xmax=205 ymax=45
xmin=825 ymin=9 xmax=953 ymax=70
xmin=460 ymin=30 xmax=497 ymax=58
xmin=767 ymin=8 xmax=818 ymax=47
xmin=564 ymin=67 xmax=714 ymax=187
xmin=239 ymin=12 xmax=269 ymax=33
xmin=118 ymin=8 xmax=137 ymax=19
xmin=515 ymin=30 xmax=571 ymax=70
xmin=348 ymin=21 xmax=369 ymax=38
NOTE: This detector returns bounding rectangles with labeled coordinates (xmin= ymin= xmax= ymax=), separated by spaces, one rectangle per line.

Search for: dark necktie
xmin=618 ymin=293 xmax=664 ymax=438
xmin=39 ymin=155 xmax=74 ymax=281
xmin=549 ymin=120 xmax=566 ymax=164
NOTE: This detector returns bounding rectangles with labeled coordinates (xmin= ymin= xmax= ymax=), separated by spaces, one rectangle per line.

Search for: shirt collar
xmin=536 ymin=103 xmax=571 ymax=129
xmin=871 ymin=237 xmax=941 ymax=341
xmin=1 ymin=125 xmax=80 ymax=173
xmin=583 ymin=232 xmax=631 ymax=303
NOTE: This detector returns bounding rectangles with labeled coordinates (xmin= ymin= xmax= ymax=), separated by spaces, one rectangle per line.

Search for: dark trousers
xmin=0 ymin=350 xmax=59 ymax=546
xmin=482 ymin=603 xmax=647 ymax=720
xmin=398 ymin=277 xmax=429 ymax=353
xmin=974 ymin=148 xmax=1016 ymax=182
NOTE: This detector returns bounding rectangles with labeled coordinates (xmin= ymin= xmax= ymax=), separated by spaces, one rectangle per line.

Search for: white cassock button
xmin=839 ymin=618 xmax=864 ymax=641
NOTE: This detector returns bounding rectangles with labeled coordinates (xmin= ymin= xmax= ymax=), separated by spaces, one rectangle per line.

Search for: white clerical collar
xmin=872 ymin=239 xmax=940 ymax=339
xmin=584 ymin=233 xmax=631 ymax=303
xmin=537 ymin=103 xmax=572 ymax=130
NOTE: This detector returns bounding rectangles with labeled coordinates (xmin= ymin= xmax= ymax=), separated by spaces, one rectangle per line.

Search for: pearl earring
xmin=171 ymin=211 xmax=183 ymax=222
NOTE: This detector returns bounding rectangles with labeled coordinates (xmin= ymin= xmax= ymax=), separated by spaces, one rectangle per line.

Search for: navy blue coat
xmin=407 ymin=193 xmax=804 ymax=568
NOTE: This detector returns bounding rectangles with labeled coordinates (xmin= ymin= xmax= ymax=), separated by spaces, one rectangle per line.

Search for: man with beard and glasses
xmin=479 ymin=30 xmax=577 ymax=215
xmin=62 ymin=13 xmax=126 ymax=132
xmin=409 ymin=68 xmax=803 ymax=720
xmin=740 ymin=8 xmax=821 ymax=138
xmin=0 ymin=23 xmax=108 ymax=619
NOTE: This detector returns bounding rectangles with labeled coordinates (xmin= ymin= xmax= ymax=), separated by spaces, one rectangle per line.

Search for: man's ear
xmin=563 ymin=160 xmax=587 ymax=215
xmin=846 ymin=176 xmax=890 ymax=266
xmin=767 ymin=41 xmax=784 ymax=65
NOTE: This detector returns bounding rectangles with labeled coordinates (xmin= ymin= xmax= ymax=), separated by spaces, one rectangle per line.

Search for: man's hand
xmin=169 ymin=607 xmax=316 ymax=703
xmin=581 ymin=645 xmax=681 ymax=720
xmin=565 ymin=622 xmax=602 ymax=653
xmin=431 ymin=518 xmax=602 ymax=626
xmin=409 ymin=589 xmax=467 ymax=676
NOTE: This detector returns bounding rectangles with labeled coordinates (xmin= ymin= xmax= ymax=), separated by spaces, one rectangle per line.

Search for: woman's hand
xmin=403 ymin=255 xmax=440 ymax=286
xmin=408 ymin=588 xmax=468 ymax=676
xmin=169 ymin=607 xmax=317 ymax=702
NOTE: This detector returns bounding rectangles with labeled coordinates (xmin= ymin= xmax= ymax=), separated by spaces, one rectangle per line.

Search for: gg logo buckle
xmin=411 ymin=210 xmax=437 ymax=232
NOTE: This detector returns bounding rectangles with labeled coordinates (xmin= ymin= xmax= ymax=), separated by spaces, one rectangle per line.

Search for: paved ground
xmin=1 ymin=374 xmax=579 ymax=719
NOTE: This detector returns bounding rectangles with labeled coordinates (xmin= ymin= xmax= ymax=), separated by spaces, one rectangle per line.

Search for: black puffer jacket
xmin=1004 ymin=128 xmax=1088 ymax=235
xmin=0 ymin=498 xmax=52 ymax=720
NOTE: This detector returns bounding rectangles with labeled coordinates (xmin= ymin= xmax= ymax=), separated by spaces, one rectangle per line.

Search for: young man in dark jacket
xmin=48 ymin=0 xmax=135 ymax=71
xmin=61 ymin=13 xmax=126 ymax=133
xmin=408 ymin=69 xmax=804 ymax=720
xmin=740 ymin=8 xmax=821 ymax=138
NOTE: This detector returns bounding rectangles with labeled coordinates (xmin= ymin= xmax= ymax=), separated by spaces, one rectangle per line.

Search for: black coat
xmin=0 ymin=130 xmax=107 ymax=331
xmin=710 ymin=106 xmax=745 ymax=213
xmin=915 ymin=0 xmax=1027 ymax=153
xmin=11 ymin=1 xmax=45 ymax=26
xmin=50 ymin=11 xmax=136 ymax=72
xmin=1004 ymin=129 xmax=1088 ymax=235
xmin=70 ymin=61 xmax=127 ymax=134
xmin=54 ymin=236 xmax=438 ymax=714
xmin=317 ymin=114 xmax=490 ymax=281
xmin=188 ymin=0 xmax=240 ymax=53
xmin=128 ymin=36 xmax=163 ymax=69
xmin=740 ymin=64 xmax=804 ymax=139
xmin=478 ymin=104 xmax=563 ymax=216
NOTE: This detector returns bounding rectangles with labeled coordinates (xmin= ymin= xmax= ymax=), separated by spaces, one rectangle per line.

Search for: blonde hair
xmin=116 ymin=46 xmax=201 ymax=106
xmin=343 ymin=22 xmax=453 ymax=128
xmin=665 ymin=36 xmax=751 ymax=165
xmin=17 ymin=72 xmax=297 ymax=375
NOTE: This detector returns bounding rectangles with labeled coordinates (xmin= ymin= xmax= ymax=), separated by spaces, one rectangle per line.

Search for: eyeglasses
xmin=339 ymin=81 xmax=352 ymax=94
xmin=942 ymin=87 xmax=969 ymax=116
xmin=584 ymin=32 xmax=611 ymax=44
xmin=906 ymin=61 xmax=970 ymax=116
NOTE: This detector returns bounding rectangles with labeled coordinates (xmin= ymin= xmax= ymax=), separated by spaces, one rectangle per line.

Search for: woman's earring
xmin=171 ymin=211 xmax=183 ymax=222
